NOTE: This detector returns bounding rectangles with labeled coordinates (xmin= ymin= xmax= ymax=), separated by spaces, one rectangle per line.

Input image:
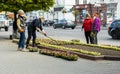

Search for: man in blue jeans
xmin=26 ymin=16 xmax=46 ymax=48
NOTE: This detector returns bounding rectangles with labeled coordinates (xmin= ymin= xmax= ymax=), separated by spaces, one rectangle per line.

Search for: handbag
xmin=90 ymin=31 xmax=95 ymax=37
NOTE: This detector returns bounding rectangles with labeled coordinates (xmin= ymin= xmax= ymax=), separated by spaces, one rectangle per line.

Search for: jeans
xmin=18 ymin=32 xmax=25 ymax=49
xmin=92 ymin=30 xmax=98 ymax=44
xmin=26 ymin=30 xmax=36 ymax=47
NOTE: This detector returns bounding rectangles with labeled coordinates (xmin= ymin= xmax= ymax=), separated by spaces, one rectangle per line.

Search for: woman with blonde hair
xmin=82 ymin=13 xmax=93 ymax=44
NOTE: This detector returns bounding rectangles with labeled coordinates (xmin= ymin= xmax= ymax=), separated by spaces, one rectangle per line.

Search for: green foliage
xmin=39 ymin=49 xmax=78 ymax=61
xmin=0 ymin=0 xmax=54 ymax=12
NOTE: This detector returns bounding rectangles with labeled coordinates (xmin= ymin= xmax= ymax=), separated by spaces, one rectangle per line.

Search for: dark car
xmin=108 ymin=19 xmax=120 ymax=39
xmin=53 ymin=19 xmax=76 ymax=29
xmin=43 ymin=20 xmax=54 ymax=26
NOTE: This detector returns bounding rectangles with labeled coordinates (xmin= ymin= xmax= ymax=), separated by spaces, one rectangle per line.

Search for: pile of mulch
xmin=61 ymin=44 xmax=120 ymax=56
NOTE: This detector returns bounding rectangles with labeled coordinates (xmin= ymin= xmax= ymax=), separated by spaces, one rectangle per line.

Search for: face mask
xmin=93 ymin=16 xmax=96 ymax=19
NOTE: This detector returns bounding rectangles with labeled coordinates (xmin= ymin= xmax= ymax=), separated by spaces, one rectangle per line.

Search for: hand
xmin=43 ymin=33 xmax=47 ymax=36
xmin=37 ymin=29 xmax=40 ymax=32
xmin=41 ymin=30 xmax=47 ymax=36
xmin=19 ymin=29 xmax=24 ymax=32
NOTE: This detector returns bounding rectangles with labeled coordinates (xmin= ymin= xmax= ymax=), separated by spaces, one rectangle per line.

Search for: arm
xmin=17 ymin=19 xmax=21 ymax=30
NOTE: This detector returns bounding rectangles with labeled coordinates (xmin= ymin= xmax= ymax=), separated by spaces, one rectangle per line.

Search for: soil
xmin=61 ymin=44 xmax=120 ymax=56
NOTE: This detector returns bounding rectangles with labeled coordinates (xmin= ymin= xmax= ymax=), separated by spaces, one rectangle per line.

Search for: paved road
xmin=0 ymin=38 xmax=120 ymax=74
xmin=41 ymin=26 xmax=120 ymax=46
xmin=5 ymin=26 xmax=120 ymax=46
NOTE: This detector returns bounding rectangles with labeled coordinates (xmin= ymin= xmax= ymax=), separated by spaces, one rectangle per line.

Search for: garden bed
xmin=61 ymin=44 xmax=120 ymax=56
xmin=36 ymin=38 xmax=120 ymax=60
xmin=12 ymin=39 xmax=120 ymax=60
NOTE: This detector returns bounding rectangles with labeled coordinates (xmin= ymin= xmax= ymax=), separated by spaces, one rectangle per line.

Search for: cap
xmin=18 ymin=9 xmax=25 ymax=14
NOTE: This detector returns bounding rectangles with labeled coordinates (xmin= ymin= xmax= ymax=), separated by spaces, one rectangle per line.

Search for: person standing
xmin=92 ymin=13 xmax=101 ymax=44
xmin=82 ymin=14 xmax=93 ymax=44
xmin=26 ymin=16 xmax=46 ymax=48
xmin=17 ymin=9 xmax=27 ymax=51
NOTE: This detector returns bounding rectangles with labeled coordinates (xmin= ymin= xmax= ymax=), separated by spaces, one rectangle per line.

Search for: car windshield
xmin=111 ymin=20 xmax=120 ymax=27
xmin=67 ymin=20 xmax=73 ymax=23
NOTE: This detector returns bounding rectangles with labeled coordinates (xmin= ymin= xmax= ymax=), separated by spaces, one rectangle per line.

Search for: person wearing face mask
xmin=17 ymin=9 xmax=28 ymax=51
xmin=92 ymin=13 xmax=101 ymax=44
xmin=26 ymin=16 xmax=47 ymax=48
xmin=82 ymin=13 xmax=93 ymax=44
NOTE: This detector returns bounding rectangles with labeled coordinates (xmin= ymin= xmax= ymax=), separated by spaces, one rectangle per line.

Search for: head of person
xmin=18 ymin=9 xmax=26 ymax=18
xmin=86 ymin=13 xmax=91 ymax=19
xmin=39 ymin=16 xmax=45 ymax=22
xmin=93 ymin=13 xmax=99 ymax=19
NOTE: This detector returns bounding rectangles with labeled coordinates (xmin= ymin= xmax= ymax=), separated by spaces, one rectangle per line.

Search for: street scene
xmin=0 ymin=0 xmax=120 ymax=74
xmin=0 ymin=26 xmax=120 ymax=74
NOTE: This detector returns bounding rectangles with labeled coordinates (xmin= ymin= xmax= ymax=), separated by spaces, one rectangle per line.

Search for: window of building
xmin=100 ymin=0 xmax=104 ymax=2
xmin=110 ymin=0 xmax=114 ymax=2
xmin=83 ymin=0 xmax=87 ymax=4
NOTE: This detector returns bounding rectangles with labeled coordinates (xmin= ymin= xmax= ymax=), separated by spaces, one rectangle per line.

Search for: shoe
xmin=17 ymin=48 xmax=22 ymax=51
xmin=21 ymin=48 xmax=29 ymax=52
xmin=26 ymin=44 xmax=29 ymax=49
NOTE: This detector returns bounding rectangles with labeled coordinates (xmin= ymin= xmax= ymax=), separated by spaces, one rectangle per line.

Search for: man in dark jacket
xmin=26 ymin=16 xmax=46 ymax=48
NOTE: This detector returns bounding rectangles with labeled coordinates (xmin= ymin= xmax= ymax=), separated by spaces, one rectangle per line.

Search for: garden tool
xmin=39 ymin=31 xmax=57 ymax=43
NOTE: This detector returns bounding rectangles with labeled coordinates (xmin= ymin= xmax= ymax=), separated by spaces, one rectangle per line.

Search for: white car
xmin=0 ymin=14 xmax=9 ymax=31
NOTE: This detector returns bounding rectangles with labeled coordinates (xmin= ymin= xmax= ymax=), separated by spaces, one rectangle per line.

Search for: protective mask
xmin=93 ymin=16 xmax=96 ymax=19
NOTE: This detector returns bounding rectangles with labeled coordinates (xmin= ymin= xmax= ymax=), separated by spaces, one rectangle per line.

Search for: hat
xmin=18 ymin=9 xmax=25 ymax=14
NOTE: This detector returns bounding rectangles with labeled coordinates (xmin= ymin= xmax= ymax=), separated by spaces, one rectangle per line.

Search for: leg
xmin=18 ymin=32 xmax=22 ymax=48
xmin=89 ymin=31 xmax=93 ymax=44
xmin=94 ymin=30 xmax=98 ymax=44
xmin=85 ymin=32 xmax=89 ymax=44
xmin=21 ymin=32 xmax=26 ymax=49
xmin=32 ymin=31 xmax=36 ymax=47
xmin=26 ymin=31 xmax=32 ymax=48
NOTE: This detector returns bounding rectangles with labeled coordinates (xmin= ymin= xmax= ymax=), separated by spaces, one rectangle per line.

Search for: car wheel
xmin=111 ymin=31 xmax=117 ymax=39
xmin=5 ymin=27 xmax=8 ymax=31
xmin=71 ymin=27 xmax=75 ymax=29
xmin=62 ymin=26 xmax=65 ymax=29
xmin=10 ymin=35 xmax=13 ymax=40
xmin=53 ymin=25 xmax=56 ymax=29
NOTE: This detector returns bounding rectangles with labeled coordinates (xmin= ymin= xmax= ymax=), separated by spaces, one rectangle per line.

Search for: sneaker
xmin=21 ymin=48 xmax=29 ymax=52
xmin=17 ymin=48 xmax=22 ymax=51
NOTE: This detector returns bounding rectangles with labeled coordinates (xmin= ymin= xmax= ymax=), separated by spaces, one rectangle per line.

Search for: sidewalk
xmin=75 ymin=25 xmax=108 ymax=30
xmin=0 ymin=40 xmax=120 ymax=74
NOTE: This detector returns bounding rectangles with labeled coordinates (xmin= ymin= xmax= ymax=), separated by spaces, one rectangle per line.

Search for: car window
xmin=67 ymin=20 xmax=73 ymax=23
xmin=111 ymin=20 xmax=120 ymax=27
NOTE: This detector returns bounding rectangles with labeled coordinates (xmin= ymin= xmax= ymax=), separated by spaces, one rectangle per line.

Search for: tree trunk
xmin=12 ymin=11 xmax=19 ymax=39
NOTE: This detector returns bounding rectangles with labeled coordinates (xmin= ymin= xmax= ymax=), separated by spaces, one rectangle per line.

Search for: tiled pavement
xmin=0 ymin=40 xmax=120 ymax=74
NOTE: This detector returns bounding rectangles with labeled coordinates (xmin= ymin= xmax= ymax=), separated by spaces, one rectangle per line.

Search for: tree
xmin=0 ymin=0 xmax=54 ymax=39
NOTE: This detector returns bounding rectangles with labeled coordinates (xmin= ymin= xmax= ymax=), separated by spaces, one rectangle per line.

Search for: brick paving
xmin=0 ymin=40 xmax=120 ymax=74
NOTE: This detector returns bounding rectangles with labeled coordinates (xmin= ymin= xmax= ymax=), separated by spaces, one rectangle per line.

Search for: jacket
xmin=82 ymin=18 xmax=93 ymax=32
xmin=28 ymin=19 xmax=43 ymax=31
xmin=92 ymin=18 xmax=101 ymax=32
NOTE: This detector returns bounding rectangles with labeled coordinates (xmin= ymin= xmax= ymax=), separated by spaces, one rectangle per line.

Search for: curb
xmin=37 ymin=45 xmax=120 ymax=61
xmin=104 ymin=55 xmax=120 ymax=61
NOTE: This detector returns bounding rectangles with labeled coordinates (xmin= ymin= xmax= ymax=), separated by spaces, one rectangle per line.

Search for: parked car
xmin=53 ymin=19 xmax=76 ymax=29
xmin=0 ymin=14 xmax=9 ymax=31
xmin=43 ymin=20 xmax=54 ymax=26
xmin=108 ymin=19 xmax=120 ymax=39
